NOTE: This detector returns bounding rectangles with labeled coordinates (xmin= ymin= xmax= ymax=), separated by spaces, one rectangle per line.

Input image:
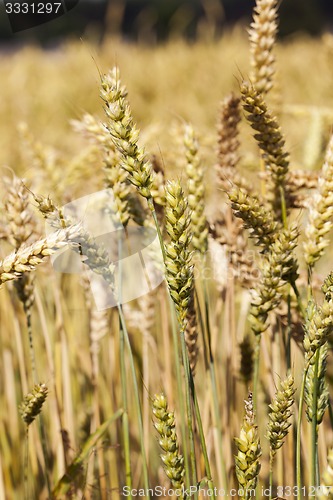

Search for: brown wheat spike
xmin=152 ymin=393 xmax=185 ymax=493
xmin=216 ymin=93 xmax=241 ymax=188
xmin=250 ymin=225 xmax=298 ymax=335
xmin=249 ymin=0 xmax=279 ymax=96
xmin=305 ymin=343 xmax=329 ymax=426
xmin=4 ymin=176 xmax=35 ymax=249
xmin=303 ymin=135 xmax=333 ymax=270
xmin=164 ymin=180 xmax=193 ymax=329
xmin=240 ymin=81 xmax=290 ymax=217
xmin=4 ymin=176 xmax=37 ymax=315
xmin=185 ymin=292 xmax=199 ymax=375
xmin=227 ymin=185 xmax=278 ymax=252
xmin=19 ymin=383 xmax=48 ymax=426
xmin=184 ymin=124 xmax=208 ymax=254
xmin=266 ymin=373 xmax=295 ymax=463
xmin=100 ymin=67 xmax=154 ymax=199
xmin=234 ymin=392 xmax=262 ymax=499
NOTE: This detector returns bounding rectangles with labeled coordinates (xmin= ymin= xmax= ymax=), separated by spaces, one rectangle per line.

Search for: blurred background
xmin=1 ymin=0 xmax=333 ymax=47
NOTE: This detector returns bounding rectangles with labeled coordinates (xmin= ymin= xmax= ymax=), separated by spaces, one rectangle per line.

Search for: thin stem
xmin=118 ymin=232 xmax=132 ymax=496
xmin=269 ymin=456 xmax=273 ymax=500
xmin=279 ymin=185 xmax=287 ymax=228
xmin=253 ymin=335 xmax=261 ymax=411
xmin=179 ymin=328 xmax=198 ymax=496
xmin=310 ymin=350 xmax=320 ymax=491
xmin=148 ymin=197 xmax=166 ymax=262
xmin=170 ymin=304 xmax=191 ymax=490
xmin=296 ymin=362 xmax=310 ymax=500
xmin=200 ymin=265 xmax=228 ymax=490
xmin=189 ymin=367 xmax=216 ymax=497
xmin=286 ymin=291 xmax=292 ymax=372
xmin=24 ymin=427 xmax=29 ymax=500
xmin=38 ymin=415 xmax=51 ymax=498
xmin=291 ymin=280 xmax=306 ymax=320
xmin=117 ymin=305 xmax=150 ymax=497
xmin=26 ymin=310 xmax=37 ymax=384
xmin=119 ymin=319 xmax=132 ymax=496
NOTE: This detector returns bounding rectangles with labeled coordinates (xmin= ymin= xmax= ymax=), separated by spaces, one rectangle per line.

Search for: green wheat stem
xmin=148 ymin=190 xmax=213 ymax=494
xmin=118 ymin=231 xmax=133 ymax=496
xmin=286 ymin=291 xmax=292 ymax=372
xmin=189 ymin=366 xmax=216 ymax=496
xmin=38 ymin=415 xmax=51 ymax=497
xmin=279 ymin=186 xmax=287 ymax=227
xmin=24 ymin=426 xmax=29 ymax=500
xmin=201 ymin=261 xmax=228 ymax=490
xmin=119 ymin=293 xmax=132 ymax=492
xmin=148 ymin=194 xmax=192 ymax=489
xmin=170 ymin=303 xmax=191 ymax=490
xmin=178 ymin=326 xmax=198 ymax=495
xmin=311 ymin=349 xmax=320 ymax=490
xmin=296 ymin=362 xmax=310 ymax=500
xmin=290 ymin=280 xmax=306 ymax=319
xmin=148 ymin=197 xmax=166 ymax=262
xmin=269 ymin=463 xmax=273 ymax=500
xmin=26 ymin=312 xmax=51 ymax=497
xmin=117 ymin=304 xmax=150 ymax=496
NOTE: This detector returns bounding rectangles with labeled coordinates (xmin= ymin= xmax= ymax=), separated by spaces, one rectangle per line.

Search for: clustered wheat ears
xmin=19 ymin=384 xmax=48 ymax=426
xmin=250 ymin=225 xmax=298 ymax=335
xmin=152 ymin=393 xmax=185 ymax=493
xmin=249 ymin=0 xmax=278 ymax=95
xmin=266 ymin=373 xmax=295 ymax=463
xmin=304 ymin=135 xmax=333 ymax=270
xmin=184 ymin=124 xmax=208 ymax=254
xmin=305 ymin=344 xmax=329 ymax=426
xmin=240 ymin=81 xmax=290 ymax=216
xmin=100 ymin=67 xmax=153 ymax=200
xmin=234 ymin=393 xmax=261 ymax=499
xmin=164 ymin=180 xmax=193 ymax=328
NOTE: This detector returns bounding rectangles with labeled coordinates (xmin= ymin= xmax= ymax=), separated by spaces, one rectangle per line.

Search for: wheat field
xmin=2 ymin=2 xmax=333 ymax=498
